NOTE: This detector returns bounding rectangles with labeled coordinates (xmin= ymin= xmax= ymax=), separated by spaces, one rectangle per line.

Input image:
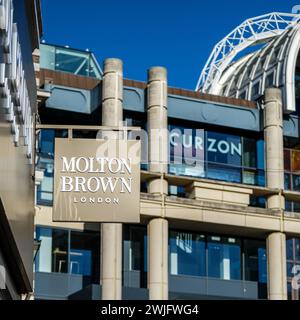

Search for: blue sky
xmin=41 ymin=0 xmax=299 ymax=89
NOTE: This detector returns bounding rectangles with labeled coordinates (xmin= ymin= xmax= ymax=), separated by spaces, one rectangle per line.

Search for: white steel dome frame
xmin=196 ymin=12 xmax=300 ymax=93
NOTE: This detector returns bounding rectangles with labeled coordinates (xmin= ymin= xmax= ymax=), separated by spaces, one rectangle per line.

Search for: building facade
xmin=0 ymin=0 xmax=42 ymax=300
xmin=34 ymin=13 xmax=300 ymax=300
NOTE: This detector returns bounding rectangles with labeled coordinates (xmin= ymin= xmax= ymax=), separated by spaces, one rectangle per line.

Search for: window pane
xmin=292 ymin=151 xmax=300 ymax=173
xmin=294 ymin=202 xmax=300 ymax=213
xmin=35 ymin=227 xmax=52 ymax=273
xmin=55 ymin=48 xmax=89 ymax=76
xmin=52 ymin=229 xmax=68 ymax=273
xmin=70 ymin=231 xmax=100 ymax=281
xmin=256 ymin=140 xmax=265 ymax=170
xmin=285 ymin=174 xmax=291 ymax=190
xmin=207 ymin=236 xmax=241 ymax=280
xmin=258 ymin=248 xmax=267 ymax=284
xmin=207 ymin=163 xmax=241 ymax=183
xmin=243 ymin=169 xmax=256 ymax=185
xmin=129 ymin=227 xmax=147 ymax=273
xmin=169 ymin=231 xmax=206 ymax=277
xmin=284 ymin=149 xmax=291 ymax=171
xmin=207 ymin=132 xmax=242 ymax=166
xmin=287 ymin=239 xmax=294 ymax=260
xmin=243 ymin=138 xmax=257 ymax=168
xmin=293 ymin=175 xmax=300 ymax=192
xmin=287 ymin=262 xmax=294 ymax=278
xmin=295 ymin=239 xmax=300 ymax=261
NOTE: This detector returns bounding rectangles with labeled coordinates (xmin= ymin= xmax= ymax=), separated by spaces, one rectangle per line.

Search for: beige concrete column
xmin=100 ymin=58 xmax=123 ymax=300
xmin=264 ymin=88 xmax=284 ymax=210
xmin=147 ymin=67 xmax=169 ymax=300
xmin=147 ymin=66 xmax=168 ymax=179
xmin=264 ymin=88 xmax=287 ymax=300
xmin=148 ymin=218 xmax=168 ymax=300
xmin=267 ymin=232 xmax=287 ymax=300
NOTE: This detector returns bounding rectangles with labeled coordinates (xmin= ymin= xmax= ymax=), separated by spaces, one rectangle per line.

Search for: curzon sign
xmin=53 ymin=138 xmax=141 ymax=223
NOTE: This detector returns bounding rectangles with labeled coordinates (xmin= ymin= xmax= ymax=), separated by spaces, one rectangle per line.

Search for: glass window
xmin=169 ymin=231 xmax=206 ymax=277
xmin=37 ymin=168 xmax=54 ymax=205
xmin=243 ymin=138 xmax=257 ymax=168
xmin=287 ymin=239 xmax=294 ymax=260
xmin=207 ymin=163 xmax=241 ymax=183
xmin=35 ymin=227 xmax=53 ymax=273
xmin=256 ymin=140 xmax=265 ymax=170
xmin=169 ymin=126 xmax=205 ymax=179
xmin=284 ymin=149 xmax=291 ymax=172
xmin=40 ymin=130 xmax=55 ymax=156
xmin=294 ymin=202 xmax=300 ymax=213
xmin=207 ymin=132 xmax=242 ymax=167
xmin=251 ymin=82 xmax=260 ymax=99
xmin=244 ymin=240 xmax=267 ymax=283
xmin=129 ymin=227 xmax=147 ymax=273
xmin=293 ymin=175 xmax=300 ymax=192
xmin=40 ymin=44 xmax=56 ymax=70
xmin=292 ymin=150 xmax=300 ymax=173
xmin=285 ymin=174 xmax=291 ymax=190
xmin=243 ymin=169 xmax=256 ymax=185
xmin=287 ymin=262 xmax=294 ymax=278
xmin=295 ymin=239 xmax=300 ymax=262
xmin=35 ymin=227 xmax=100 ymax=283
xmin=55 ymin=48 xmax=89 ymax=77
xmin=207 ymin=236 xmax=241 ymax=280
xmin=265 ymin=72 xmax=274 ymax=88
xmin=169 ymin=163 xmax=205 ymax=179
xmin=70 ymin=231 xmax=100 ymax=280
xmin=52 ymin=229 xmax=69 ymax=273
xmin=258 ymin=247 xmax=267 ymax=284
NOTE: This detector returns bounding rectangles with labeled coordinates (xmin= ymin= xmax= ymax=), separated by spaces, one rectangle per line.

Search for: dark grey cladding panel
xmin=123 ymin=86 xmax=145 ymax=112
xmin=283 ymin=115 xmax=299 ymax=138
xmin=168 ymin=94 xmax=260 ymax=131
xmin=123 ymin=88 xmax=300 ymax=137
xmin=123 ymin=88 xmax=260 ymax=131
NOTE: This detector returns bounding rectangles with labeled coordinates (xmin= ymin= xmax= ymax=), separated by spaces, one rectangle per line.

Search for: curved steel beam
xmin=196 ymin=12 xmax=300 ymax=93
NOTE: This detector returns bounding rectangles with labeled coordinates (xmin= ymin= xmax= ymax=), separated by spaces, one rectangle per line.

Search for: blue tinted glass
xmin=256 ymin=140 xmax=265 ymax=170
xmin=243 ymin=170 xmax=256 ymax=185
xmin=257 ymin=170 xmax=265 ymax=187
xmin=258 ymin=248 xmax=267 ymax=283
xmin=207 ymin=163 xmax=241 ymax=183
xmin=169 ymin=163 xmax=205 ymax=178
xmin=287 ymin=262 xmax=294 ymax=278
xmin=169 ymin=126 xmax=205 ymax=165
xmin=170 ymin=231 xmax=206 ymax=277
xmin=285 ymin=174 xmax=291 ymax=190
xmin=55 ymin=48 xmax=89 ymax=77
xmin=35 ymin=227 xmax=52 ymax=273
xmin=70 ymin=249 xmax=91 ymax=275
xmin=294 ymin=202 xmax=300 ymax=213
xmin=295 ymin=239 xmax=300 ymax=261
xmin=293 ymin=175 xmax=300 ymax=192
xmin=285 ymin=201 xmax=293 ymax=212
xmin=40 ymin=130 xmax=55 ymax=155
xmin=144 ymin=235 xmax=147 ymax=273
xmin=37 ymin=169 xmax=54 ymax=205
xmin=287 ymin=239 xmax=294 ymax=260
xmin=243 ymin=138 xmax=257 ymax=168
xmin=207 ymin=132 xmax=241 ymax=166
xmin=207 ymin=238 xmax=241 ymax=280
